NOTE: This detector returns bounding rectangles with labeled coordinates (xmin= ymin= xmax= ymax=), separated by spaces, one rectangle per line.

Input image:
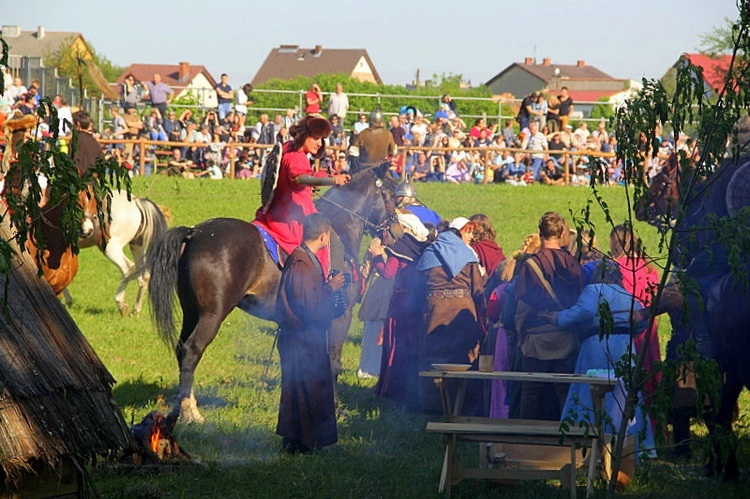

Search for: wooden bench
xmin=426 ymin=417 xmax=598 ymax=498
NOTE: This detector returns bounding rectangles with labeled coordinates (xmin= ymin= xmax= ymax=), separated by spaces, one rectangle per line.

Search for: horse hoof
xmin=179 ymin=400 xmax=205 ymax=424
xmin=180 ymin=409 xmax=205 ymax=424
xmin=117 ymin=303 xmax=129 ymax=317
xmin=129 ymin=309 xmax=140 ymax=318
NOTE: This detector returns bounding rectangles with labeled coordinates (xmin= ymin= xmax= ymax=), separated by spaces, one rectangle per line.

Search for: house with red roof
xmin=485 ymin=57 xmax=635 ymax=117
xmin=113 ymin=62 xmax=218 ymax=108
xmin=670 ymin=53 xmax=732 ymax=95
xmin=251 ymin=45 xmax=382 ymax=86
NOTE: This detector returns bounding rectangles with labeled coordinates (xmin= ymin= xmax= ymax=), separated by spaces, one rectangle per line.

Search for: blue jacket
xmin=558 ymin=283 xmax=644 ymax=335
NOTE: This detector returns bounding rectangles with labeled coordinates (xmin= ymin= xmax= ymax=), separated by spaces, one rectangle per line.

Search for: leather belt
xmin=427 ymin=289 xmax=470 ymax=299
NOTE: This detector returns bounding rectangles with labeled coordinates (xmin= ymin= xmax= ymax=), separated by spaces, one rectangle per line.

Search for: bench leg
xmin=439 ymin=445 xmax=449 ymax=493
xmin=570 ymin=441 xmax=577 ymax=499
xmin=587 ymin=438 xmax=599 ymax=498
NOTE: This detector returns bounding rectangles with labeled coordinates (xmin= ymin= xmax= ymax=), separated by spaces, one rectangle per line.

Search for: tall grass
xmin=75 ymin=177 xmax=749 ymax=498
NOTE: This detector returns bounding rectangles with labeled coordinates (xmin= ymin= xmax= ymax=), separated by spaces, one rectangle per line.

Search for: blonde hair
xmin=501 ymin=233 xmax=541 ymax=282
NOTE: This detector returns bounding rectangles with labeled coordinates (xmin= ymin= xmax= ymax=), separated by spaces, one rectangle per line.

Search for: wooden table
xmin=420 ymin=370 xmax=618 ymax=498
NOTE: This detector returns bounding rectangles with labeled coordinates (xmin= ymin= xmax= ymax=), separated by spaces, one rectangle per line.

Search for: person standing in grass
xmin=370 ymin=212 xmax=430 ymax=408
xmin=514 ymin=212 xmax=582 ymax=421
xmin=417 ymin=217 xmax=486 ymax=413
xmin=275 ymin=214 xmax=347 ymax=454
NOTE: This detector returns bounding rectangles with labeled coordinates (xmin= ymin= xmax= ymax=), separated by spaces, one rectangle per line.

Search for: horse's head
xmin=78 ymin=185 xmax=100 ymax=241
xmin=316 ymin=161 xmax=395 ymax=258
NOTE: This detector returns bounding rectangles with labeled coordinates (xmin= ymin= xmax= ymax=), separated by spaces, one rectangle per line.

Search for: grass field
xmin=70 ymin=177 xmax=750 ymax=498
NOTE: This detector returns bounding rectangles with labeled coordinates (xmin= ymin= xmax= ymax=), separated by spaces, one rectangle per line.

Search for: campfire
xmin=128 ymin=411 xmax=190 ymax=464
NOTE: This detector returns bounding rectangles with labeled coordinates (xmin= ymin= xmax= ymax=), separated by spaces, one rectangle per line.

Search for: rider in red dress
xmin=254 ymin=116 xmax=350 ymax=271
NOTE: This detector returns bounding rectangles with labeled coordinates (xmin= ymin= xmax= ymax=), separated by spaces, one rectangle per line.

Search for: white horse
xmin=78 ymin=190 xmax=168 ymax=316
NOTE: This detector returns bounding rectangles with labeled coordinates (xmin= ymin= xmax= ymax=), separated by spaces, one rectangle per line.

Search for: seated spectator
xmin=166 ymin=148 xmax=194 ymax=177
xmin=473 ymin=129 xmax=492 ymax=148
xmin=502 ymin=120 xmax=516 ymax=147
xmin=410 ymin=114 xmax=428 ymax=146
xmin=540 ymin=158 xmax=565 ymax=185
xmin=146 ymin=108 xmax=168 ymax=141
xmin=469 ymin=117 xmax=497 ymax=140
xmin=411 ymin=151 xmax=432 ymax=182
xmin=235 ymin=161 xmax=255 ymax=179
xmin=445 ymin=153 xmax=470 ymax=183
xmin=428 ymin=155 xmax=445 ymax=182
xmin=353 ymin=113 xmax=369 ymax=135
xmin=163 ymin=110 xmax=183 ymax=143
xmin=329 ymin=115 xmax=344 ymax=146
xmin=179 ymin=109 xmax=196 ymax=127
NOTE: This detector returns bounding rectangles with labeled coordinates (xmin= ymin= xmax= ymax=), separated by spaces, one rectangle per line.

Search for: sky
xmin=4 ymin=0 xmax=741 ymax=90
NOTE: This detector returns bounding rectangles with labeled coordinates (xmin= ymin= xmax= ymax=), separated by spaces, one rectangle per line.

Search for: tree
xmin=570 ymin=2 xmax=750 ymax=496
xmin=590 ymin=97 xmax=615 ymax=121
xmin=251 ymin=73 xmax=505 ymax=128
xmin=0 ymin=37 xmax=131 ymax=309
xmin=43 ymin=36 xmax=124 ymax=99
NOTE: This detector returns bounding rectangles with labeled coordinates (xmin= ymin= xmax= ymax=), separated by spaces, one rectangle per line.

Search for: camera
xmin=329 ymin=269 xmax=352 ymax=284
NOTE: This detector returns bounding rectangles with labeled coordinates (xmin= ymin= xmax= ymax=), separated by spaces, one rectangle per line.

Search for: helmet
xmin=369 ymin=109 xmax=384 ymax=127
xmin=395 ymin=178 xmax=416 ymax=198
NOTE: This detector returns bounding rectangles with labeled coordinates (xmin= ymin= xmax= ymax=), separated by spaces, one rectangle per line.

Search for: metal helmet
xmin=369 ymin=108 xmax=384 ymax=127
xmin=395 ymin=178 xmax=416 ymax=198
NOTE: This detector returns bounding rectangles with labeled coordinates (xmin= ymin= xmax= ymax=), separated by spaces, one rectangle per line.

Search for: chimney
xmin=542 ymin=57 xmax=551 ymax=66
xmin=524 ymin=57 xmax=533 ymax=65
xmin=178 ymin=62 xmax=190 ymax=82
xmin=313 ymin=45 xmax=323 ymax=56
xmin=1 ymin=25 xmax=21 ymax=38
xmin=37 ymin=25 xmax=45 ymax=39
xmin=577 ymin=60 xmax=586 ymax=67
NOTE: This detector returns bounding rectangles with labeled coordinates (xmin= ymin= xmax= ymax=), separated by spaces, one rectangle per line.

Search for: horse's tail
xmin=136 ymin=197 xmax=168 ymax=264
xmin=148 ymin=225 xmax=191 ymax=349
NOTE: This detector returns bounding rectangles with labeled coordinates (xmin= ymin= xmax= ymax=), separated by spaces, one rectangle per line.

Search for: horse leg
xmin=61 ymin=288 xmax=74 ymax=307
xmin=705 ymin=370 xmax=743 ymax=480
xmin=103 ymin=240 xmax=136 ymax=317
xmin=130 ymin=243 xmax=149 ymax=317
xmin=175 ymin=311 xmax=228 ymax=424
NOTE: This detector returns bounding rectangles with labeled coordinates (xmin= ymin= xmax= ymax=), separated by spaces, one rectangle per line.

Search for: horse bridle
xmin=316 ymin=169 xmax=393 ymax=232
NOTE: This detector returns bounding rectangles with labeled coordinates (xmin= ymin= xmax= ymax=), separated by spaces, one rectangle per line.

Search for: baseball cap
xmin=448 ymin=217 xmax=470 ymax=231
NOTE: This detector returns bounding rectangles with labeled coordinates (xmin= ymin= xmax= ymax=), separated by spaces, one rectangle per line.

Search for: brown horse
xmin=23 ymin=187 xmax=97 ymax=300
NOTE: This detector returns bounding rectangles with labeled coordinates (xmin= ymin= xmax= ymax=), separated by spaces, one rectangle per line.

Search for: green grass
xmin=70 ymin=177 xmax=750 ymax=498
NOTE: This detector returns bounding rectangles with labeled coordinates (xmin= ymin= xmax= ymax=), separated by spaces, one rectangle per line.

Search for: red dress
xmin=255 ymin=142 xmax=318 ymax=256
xmin=254 ymin=142 xmax=330 ymax=272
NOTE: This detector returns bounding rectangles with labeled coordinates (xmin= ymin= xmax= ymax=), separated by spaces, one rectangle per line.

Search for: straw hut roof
xmin=0 ymin=219 xmax=135 ymax=486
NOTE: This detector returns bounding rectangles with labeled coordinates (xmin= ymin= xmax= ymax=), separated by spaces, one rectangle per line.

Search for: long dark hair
xmin=289 ymin=116 xmax=331 ymax=160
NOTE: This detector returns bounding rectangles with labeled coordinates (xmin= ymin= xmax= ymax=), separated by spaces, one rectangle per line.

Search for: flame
xmin=150 ymin=425 xmax=162 ymax=453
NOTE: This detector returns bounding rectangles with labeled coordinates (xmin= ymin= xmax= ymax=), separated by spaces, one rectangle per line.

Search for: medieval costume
xmin=416 ymin=225 xmax=485 ymax=412
xmin=615 ymin=253 xmax=663 ymax=435
xmin=557 ymin=262 xmax=655 ymax=459
xmin=514 ymin=247 xmax=582 ymax=420
xmin=73 ymin=128 xmax=103 ymax=177
xmin=373 ymin=213 xmax=429 ymax=408
xmin=254 ymin=141 xmax=320 ymax=256
xmin=275 ymin=243 xmax=338 ymax=453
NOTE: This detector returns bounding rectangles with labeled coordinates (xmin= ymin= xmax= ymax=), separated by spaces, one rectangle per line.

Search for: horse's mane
xmin=315 ymin=164 xmax=393 ymax=258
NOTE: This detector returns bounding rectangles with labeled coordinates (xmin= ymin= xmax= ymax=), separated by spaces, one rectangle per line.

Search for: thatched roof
xmin=0 ymin=219 xmax=135 ymax=485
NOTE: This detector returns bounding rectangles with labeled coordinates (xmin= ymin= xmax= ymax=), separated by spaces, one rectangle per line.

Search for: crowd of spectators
xmin=1 ymin=73 xmax=693 ymax=184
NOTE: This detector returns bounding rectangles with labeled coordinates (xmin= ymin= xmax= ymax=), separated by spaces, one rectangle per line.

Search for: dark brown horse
xmin=639 ymin=156 xmax=750 ymax=479
xmin=148 ymin=163 xmax=394 ymax=423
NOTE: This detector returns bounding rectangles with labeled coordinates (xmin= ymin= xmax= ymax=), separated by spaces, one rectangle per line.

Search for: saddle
xmin=251 ymin=221 xmax=284 ymax=267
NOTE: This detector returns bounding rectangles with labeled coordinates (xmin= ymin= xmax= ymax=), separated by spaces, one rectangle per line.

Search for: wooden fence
xmin=96 ymin=138 xmax=616 ymax=185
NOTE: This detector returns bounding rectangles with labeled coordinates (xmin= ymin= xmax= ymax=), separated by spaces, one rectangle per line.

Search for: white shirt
xmin=328 ymin=92 xmax=349 ymax=119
